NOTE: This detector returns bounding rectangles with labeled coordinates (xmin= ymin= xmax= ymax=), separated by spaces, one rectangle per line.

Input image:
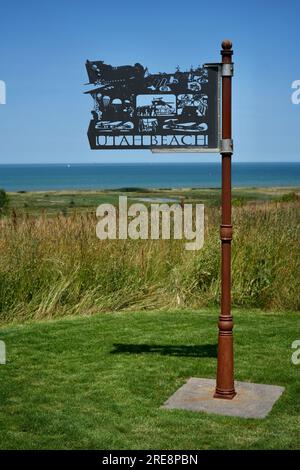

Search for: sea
xmin=0 ymin=163 xmax=299 ymax=192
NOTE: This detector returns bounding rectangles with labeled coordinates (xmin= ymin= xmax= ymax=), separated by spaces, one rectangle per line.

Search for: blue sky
xmin=0 ymin=0 xmax=299 ymax=163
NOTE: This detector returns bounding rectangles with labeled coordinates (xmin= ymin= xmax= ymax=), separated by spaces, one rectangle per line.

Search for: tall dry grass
xmin=0 ymin=201 xmax=299 ymax=323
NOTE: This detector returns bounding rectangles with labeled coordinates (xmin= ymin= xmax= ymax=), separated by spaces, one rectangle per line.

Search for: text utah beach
xmin=95 ymin=134 xmax=208 ymax=148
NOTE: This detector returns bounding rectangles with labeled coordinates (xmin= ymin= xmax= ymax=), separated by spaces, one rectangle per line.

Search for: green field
xmin=6 ymin=186 xmax=300 ymax=216
xmin=0 ymin=187 xmax=299 ymax=323
xmin=0 ymin=309 xmax=299 ymax=450
xmin=0 ymin=187 xmax=299 ymax=449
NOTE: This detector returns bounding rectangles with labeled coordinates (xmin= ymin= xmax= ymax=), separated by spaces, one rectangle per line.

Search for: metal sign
xmin=85 ymin=61 xmax=220 ymax=151
xmin=85 ymin=41 xmax=237 ymax=401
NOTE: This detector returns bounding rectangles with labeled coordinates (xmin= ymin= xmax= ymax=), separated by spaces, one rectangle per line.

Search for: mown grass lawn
xmin=0 ymin=309 xmax=299 ymax=450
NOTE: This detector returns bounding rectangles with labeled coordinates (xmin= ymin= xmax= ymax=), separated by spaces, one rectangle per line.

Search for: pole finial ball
xmin=222 ymin=40 xmax=232 ymax=50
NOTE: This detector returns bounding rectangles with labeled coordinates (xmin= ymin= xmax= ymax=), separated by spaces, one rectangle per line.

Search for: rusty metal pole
xmin=214 ymin=40 xmax=236 ymax=399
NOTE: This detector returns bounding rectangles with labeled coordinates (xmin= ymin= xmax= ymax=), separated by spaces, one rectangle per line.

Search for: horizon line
xmin=0 ymin=161 xmax=300 ymax=166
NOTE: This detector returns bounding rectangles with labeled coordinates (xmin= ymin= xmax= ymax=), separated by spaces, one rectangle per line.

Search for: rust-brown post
xmin=214 ymin=40 xmax=236 ymax=399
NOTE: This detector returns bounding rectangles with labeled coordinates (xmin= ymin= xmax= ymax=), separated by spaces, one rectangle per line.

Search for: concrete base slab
xmin=162 ymin=378 xmax=284 ymax=419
